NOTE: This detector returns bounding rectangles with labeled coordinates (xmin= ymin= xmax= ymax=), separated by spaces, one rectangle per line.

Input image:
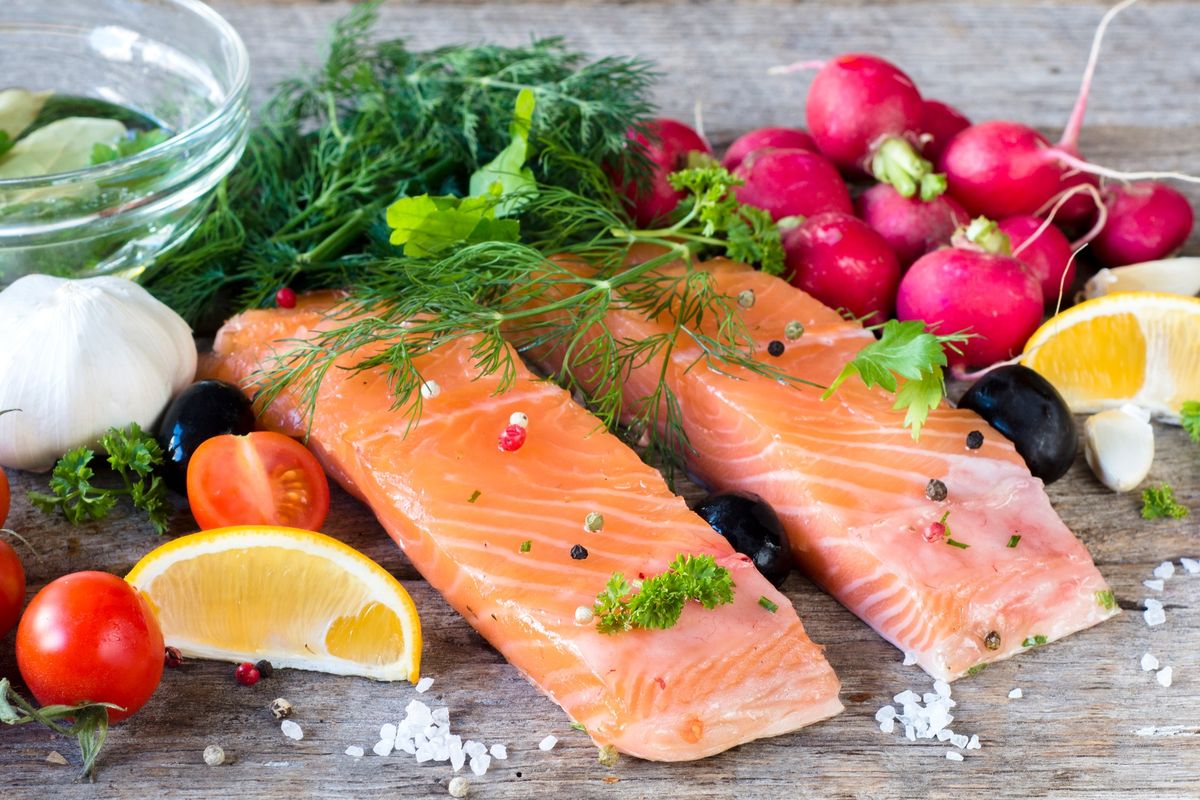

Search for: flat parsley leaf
xmin=593 ymin=554 xmax=734 ymax=634
xmin=29 ymin=422 xmax=171 ymax=534
xmin=1141 ymin=483 xmax=1190 ymax=520
xmin=467 ymin=88 xmax=537 ymax=218
xmin=822 ymin=319 xmax=965 ymax=438
xmin=1181 ymin=400 xmax=1200 ymax=445
xmin=666 ymin=167 xmax=786 ymax=275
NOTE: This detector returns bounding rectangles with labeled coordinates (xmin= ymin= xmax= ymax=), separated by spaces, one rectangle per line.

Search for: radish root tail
xmin=1060 ymin=0 xmax=1144 ymax=151
xmin=767 ymin=59 xmax=827 ymax=76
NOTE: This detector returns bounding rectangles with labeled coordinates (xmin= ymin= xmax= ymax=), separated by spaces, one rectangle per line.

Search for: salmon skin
xmin=521 ymin=255 xmax=1118 ymax=682
xmin=204 ymin=294 xmax=842 ymax=761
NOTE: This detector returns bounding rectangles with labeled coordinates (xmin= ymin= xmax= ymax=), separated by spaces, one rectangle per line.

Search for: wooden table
xmin=4 ymin=1 xmax=1200 ymax=798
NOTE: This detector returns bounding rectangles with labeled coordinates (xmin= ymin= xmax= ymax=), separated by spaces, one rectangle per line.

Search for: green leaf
xmin=0 ymin=131 xmax=12 ymax=159
xmin=0 ymin=88 xmax=52 ymax=140
xmin=89 ymin=128 xmax=169 ymax=166
xmin=0 ymin=117 xmax=125 ymax=180
xmin=1181 ymin=400 xmax=1200 ymax=445
xmin=1096 ymin=589 xmax=1116 ymax=611
xmin=1141 ymin=483 xmax=1190 ymax=520
xmin=593 ymin=554 xmax=734 ymax=635
xmin=468 ymin=88 xmax=538 ymax=217
xmin=892 ymin=371 xmax=945 ymax=439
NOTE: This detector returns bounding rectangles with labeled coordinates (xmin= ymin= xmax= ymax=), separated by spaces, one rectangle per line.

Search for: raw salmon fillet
xmin=523 ymin=255 xmax=1118 ymax=681
xmin=203 ymin=295 xmax=842 ymax=761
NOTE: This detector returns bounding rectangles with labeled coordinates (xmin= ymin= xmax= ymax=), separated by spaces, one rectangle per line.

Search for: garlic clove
xmin=1084 ymin=257 xmax=1200 ymax=300
xmin=1083 ymin=405 xmax=1155 ymax=493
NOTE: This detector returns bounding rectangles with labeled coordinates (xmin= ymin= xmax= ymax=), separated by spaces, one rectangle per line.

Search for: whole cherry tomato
xmin=16 ymin=571 xmax=164 ymax=722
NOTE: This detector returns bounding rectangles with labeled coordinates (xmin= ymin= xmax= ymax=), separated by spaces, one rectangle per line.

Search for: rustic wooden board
xmin=3 ymin=2 xmax=1200 ymax=798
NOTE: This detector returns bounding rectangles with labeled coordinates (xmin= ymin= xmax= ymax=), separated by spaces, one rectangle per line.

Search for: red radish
xmin=802 ymin=54 xmax=944 ymax=199
xmin=734 ymin=148 xmax=853 ymax=221
xmin=919 ymin=99 xmax=971 ymax=163
xmin=855 ymin=183 xmax=969 ymax=268
xmin=897 ymin=218 xmax=1043 ymax=368
xmin=722 ymin=127 xmax=817 ymax=171
xmin=1092 ymin=181 xmax=1195 ymax=266
xmin=783 ymin=211 xmax=901 ymax=323
xmin=616 ymin=118 xmax=712 ymax=227
xmin=998 ymin=215 xmax=1076 ymax=304
xmin=939 ymin=121 xmax=1068 ymax=219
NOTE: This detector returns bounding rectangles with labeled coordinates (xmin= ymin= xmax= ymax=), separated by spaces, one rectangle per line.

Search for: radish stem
xmin=1060 ymin=0 xmax=1143 ymax=151
xmin=1046 ymin=148 xmax=1200 ymax=185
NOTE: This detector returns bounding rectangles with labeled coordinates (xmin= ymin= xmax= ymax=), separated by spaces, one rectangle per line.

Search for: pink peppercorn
xmin=275 ymin=287 xmax=297 ymax=309
xmin=498 ymin=424 xmax=527 ymax=452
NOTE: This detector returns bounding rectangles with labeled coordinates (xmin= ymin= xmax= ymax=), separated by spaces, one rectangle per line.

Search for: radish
xmin=919 ymin=99 xmax=971 ymax=163
xmin=616 ymin=118 xmax=712 ymax=227
xmin=897 ymin=218 xmax=1043 ymax=368
xmin=855 ymin=183 xmax=969 ymax=269
xmin=797 ymin=53 xmax=945 ymax=200
xmin=998 ymin=215 xmax=1076 ymax=304
xmin=734 ymin=148 xmax=853 ymax=221
xmin=722 ymin=127 xmax=817 ymax=171
xmin=1092 ymin=181 xmax=1195 ymax=267
xmin=782 ymin=211 xmax=901 ymax=324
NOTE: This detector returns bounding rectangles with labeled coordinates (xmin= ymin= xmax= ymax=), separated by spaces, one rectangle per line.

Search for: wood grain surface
xmin=3 ymin=2 xmax=1200 ymax=799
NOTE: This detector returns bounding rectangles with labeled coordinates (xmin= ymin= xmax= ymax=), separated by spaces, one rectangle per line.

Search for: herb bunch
xmin=593 ymin=554 xmax=735 ymax=634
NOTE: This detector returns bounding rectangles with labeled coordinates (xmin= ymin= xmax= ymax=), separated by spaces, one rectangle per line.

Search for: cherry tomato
xmin=0 ymin=468 xmax=10 ymax=528
xmin=186 ymin=431 xmax=330 ymax=531
xmin=0 ymin=536 xmax=25 ymax=637
xmin=16 ymin=572 xmax=164 ymax=722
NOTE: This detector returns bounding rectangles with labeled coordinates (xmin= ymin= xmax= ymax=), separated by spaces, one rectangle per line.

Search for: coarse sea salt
xmin=1143 ymin=579 xmax=1165 ymax=592
xmin=1180 ymin=558 xmax=1200 ymax=575
xmin=1143 ymin=598 xmax=1166 ymax=627
xmin=360 ymin=696 xmax=508 ymax=780
xmin=1153 ymin=561 xmax=1176 ymax=581
xmin=416 ymin=677 xmax=435 ymax=694
xmin=946 ymin=751 xmax=964 ymax=762
xmin=538 ymin=735 xmax=558 ymax=751
xmin=374 ymin=739 xmax=394 ymax=757
xmin=1142 ymin=653 xmax=1160 ymax=672
xmin=1156 ymin=666 xmax=1174 ymax=688
xmin=876 ymin=678 xmax=979 ymax=758
xmin=1008 ymin=688 xmax=1023 ymax=699
xmin=345 ymin=746 xmax=365 ymax=758
xmin=489 ymin=744 xmax=507 ymax=760
xmin=902 ymin=651 xmax=918 ymax=666
xmin=281 ymin=720 xmax=303 ymax=741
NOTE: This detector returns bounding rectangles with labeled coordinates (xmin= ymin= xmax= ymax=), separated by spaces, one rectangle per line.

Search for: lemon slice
xmin=1020 ymin=292 xmax=1200 ymax=419
xmin=127 ymin=526 xmax=421 ymax=682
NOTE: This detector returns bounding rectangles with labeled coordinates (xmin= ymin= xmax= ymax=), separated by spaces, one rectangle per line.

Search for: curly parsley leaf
xmin=821 ymin=319 xmax=967 ymax=438
xmin=593 ymin=554 xmax=734 ymax=634
xmin=29 ymin=422 xmax=171 ymax=534
xmin=1141 ymin=483 xmax=1190 ymax=520
xmin=663 ymin=167 xmax=786 ymax=275
xmin=1181 ymin=400 xmax=1200 ymax=445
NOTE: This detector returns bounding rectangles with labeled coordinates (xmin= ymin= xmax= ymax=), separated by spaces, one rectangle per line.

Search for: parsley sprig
xmin=593 ymin=554 xmax=735 ymax=634
xmin=1181 ymin=400 xmax=1200 ymax=445
xmin=29 ymin=423 xmax=172 ymax=534
xmin=822 ymin=319 xmax=968 ymax=438
xmin=1141 ymin=483 xmax=1190 ymax=520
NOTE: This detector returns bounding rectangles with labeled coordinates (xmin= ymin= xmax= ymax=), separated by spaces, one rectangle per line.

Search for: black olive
xmin=957 ymin=365 xmax=1077 ymax=484
xmin=693 ymin=492 xmax=792 ymax=587
xmin=157 ymin=380 xmax=255 ymax=491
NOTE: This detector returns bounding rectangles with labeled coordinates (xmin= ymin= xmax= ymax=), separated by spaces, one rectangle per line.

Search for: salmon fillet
xmin=203 ymin=294 xmax=842 ymax=761
xmin=521 ymin=255 xmax=1118 ymax=681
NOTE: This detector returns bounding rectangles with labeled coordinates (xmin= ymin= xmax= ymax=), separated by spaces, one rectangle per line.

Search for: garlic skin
xmin=1083 ymin=405 xmax=1155 ymax=493
xmin=0 ymin=275 xmax=196 ymax=471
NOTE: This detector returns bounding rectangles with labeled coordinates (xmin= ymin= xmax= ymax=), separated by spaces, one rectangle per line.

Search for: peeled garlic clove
xmin=1084 ymin=257 xmax=1200 ymax=300
xmin=1083 ymin=405 xmax=1154 ymax=493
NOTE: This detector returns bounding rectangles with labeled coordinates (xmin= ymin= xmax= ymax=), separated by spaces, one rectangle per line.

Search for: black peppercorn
xmin=925 ymin=478 xmax=948 ymax=502
xmin=966 ymin=430 xmax=984 ymax=450
xmin=570 ymin=544 xmax=588 ymax=560
xmin=766 ymin=340 xmax=785 ymax=357
xmin=984 ymin=630 xmax=1001 ymax=651
xmin=255 ymin=659 xmax=274 ymax=679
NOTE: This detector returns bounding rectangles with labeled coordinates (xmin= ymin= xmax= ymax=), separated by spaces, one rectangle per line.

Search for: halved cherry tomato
xmin=0 ymin=536 xmax=24 ymax=637
xmin=17 ymin=571 xmax=163 ymax=722
xmin=186 ymin=431 xmax=330 ymax=531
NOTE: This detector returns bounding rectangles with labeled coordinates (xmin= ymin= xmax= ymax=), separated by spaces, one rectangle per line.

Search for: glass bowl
xmin=0 ymin=0 xmax=249 ymax=283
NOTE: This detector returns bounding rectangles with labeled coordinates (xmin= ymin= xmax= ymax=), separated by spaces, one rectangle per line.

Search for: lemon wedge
xmin=127 ymin=526 xmax=421 ymax=682
xmin=1020 ymin=292 xmax=1200 ymax=419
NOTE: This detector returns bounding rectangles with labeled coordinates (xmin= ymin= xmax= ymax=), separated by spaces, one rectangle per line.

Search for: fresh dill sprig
xmin=593 ymin=554 xmax=735 ymax=634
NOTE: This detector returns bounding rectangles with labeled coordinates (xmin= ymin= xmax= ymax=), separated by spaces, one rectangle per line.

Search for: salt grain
xmin=416 ymin=677 xmax=435 ymax=694
xmin=464 ymin=740 xmax=488 ymax=759
xmin=373 ymin=739 xmax=394 ymax=757
xmin=933 ymin=680 xmax=951 ymax=698
xmin=1143 ymin=598 xmax=1166 ymax=627
xmin=902 ymin=651 xmax=918 ymax=666
xmin=1142 ymin=653 xmax=1160 ymax=672
xmin=1154 ymin=561 xmax=1176 ymax=580
xmin=380 ymin=723 xmax=398 ymax=743
xmin=967 ymin=735 xmax=981 ymax=751
xmin=875 ymin=706 xmax=896 ymax=722
xmin=1008 ymin=688 xmax=1023 ymax=699
xmin=538 ymin=735 xmax=558 ymax=751
xmin=879 ymin=718 xmax=895 ymax=734
xmin=1143 ymin=579 xmax=1165 ymax=592
xmin=1180 ymin=557 xmax=1200 ymax=575
xmin=950 ymin=733 xmax=968 ymax=749
xmin=1156 ymin=666 xmax=1174 ymax=688
xmin=281 ymin=720 xmax=303 ymax=741
xmin=946 ymin=751 xmax=964 ymax=762
xmin=489 ymin=744 xmax=507 ymax=760
xmin=433 ymin=707 xmax=450 ymax=726
xmin=345 ymin=746 xmax=364 ymax=758
xmin=469 ymin=754 xmax=492 ymax=776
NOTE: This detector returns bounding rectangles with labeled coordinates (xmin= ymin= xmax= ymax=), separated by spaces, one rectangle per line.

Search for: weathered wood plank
xmin=2 ymin=2 xmax=1200 ymax=799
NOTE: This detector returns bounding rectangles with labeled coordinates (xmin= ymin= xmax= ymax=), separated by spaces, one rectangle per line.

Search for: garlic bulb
xmin=0 ymin=275 xmax=196 ymax=471
xmin=1083 ymin=405 xmax=1155 ymax=493
xmin=1084 ymin=257 xmax=1200 ymax=299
